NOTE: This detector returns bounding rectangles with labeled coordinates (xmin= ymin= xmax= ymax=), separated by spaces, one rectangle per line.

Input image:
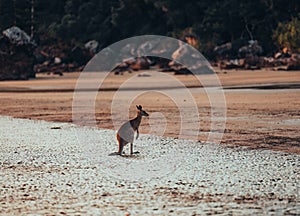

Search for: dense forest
xmin=0 ymin=0 xmax=299 ymax=57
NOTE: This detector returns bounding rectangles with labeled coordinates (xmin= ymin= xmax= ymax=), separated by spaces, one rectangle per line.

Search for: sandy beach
xmin=0 ymin=69 xmax=299 ymax=154
xmin=1 ymin=0 xmax=300 ymax=214
xmin=0 ymin=116 xmax=299 ymax=215
xmin=0 ymin=69 xmax=299 ymax=215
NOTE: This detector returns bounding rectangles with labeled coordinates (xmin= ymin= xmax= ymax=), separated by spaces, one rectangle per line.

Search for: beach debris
xmin=214 ymin=40 xmax=265 ymax=70
xmin=287 ymin=53 xmax=300 ymax=70
xmin=214 ymin=42 xmax=233 ymax=58
xmin=137 ymin=72 xmax=151 ymax=77
xmin=113 ymin=57 xmax=152 ymax=74
xmin=130 ymin=56 xmax=151 ymax=71
xmin=169 ymin=42 xmax=213 ymax=74
xmin=238 ymin=40 xmax=263 ymax=58
xmin=263 ymin=48 xmax=300 ymax=70
xmin=33 ymin=42 xmax=92 ymax=74
xmin=218 ymin=59 xmax=244 ymax=70
xmin=51 ymin=126 xmax=62 ymax=129
xmin=113 ymin=35 xmax=212 ymax=75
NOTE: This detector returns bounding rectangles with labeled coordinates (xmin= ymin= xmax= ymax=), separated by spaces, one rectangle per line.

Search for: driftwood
xmin=113 ymin=57 xmax=152 ymax=75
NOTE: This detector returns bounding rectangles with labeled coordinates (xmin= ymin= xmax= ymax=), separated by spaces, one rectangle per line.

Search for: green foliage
xmin=0 ymin=0 xmax=299 ymax=56
xmin=273 ymin=15 xmax=300 ymax=53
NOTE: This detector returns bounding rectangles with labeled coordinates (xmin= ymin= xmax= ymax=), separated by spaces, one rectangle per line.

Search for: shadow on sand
xmin=108 ymin=152 xmax=140 ymax=158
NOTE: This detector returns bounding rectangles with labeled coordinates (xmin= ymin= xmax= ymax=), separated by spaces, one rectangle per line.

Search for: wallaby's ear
xmin=136 ymin=105 xmax=142 ymax=110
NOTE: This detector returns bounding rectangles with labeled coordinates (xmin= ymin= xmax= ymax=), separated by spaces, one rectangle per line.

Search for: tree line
xmin=0 ymin=0 xmax=299 ymax=57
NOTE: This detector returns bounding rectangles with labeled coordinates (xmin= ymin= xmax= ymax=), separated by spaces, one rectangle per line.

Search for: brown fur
xmin=116 ymin=105 xmax=149 ymax=155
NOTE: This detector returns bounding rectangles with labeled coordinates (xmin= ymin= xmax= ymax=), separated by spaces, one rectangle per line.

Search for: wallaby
xmin=116 ymin=105 xmax=149 ymax=155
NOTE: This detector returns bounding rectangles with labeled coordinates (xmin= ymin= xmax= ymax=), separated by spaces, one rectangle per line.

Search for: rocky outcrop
xmin=0 ymin=27 xmax=35 ymax=80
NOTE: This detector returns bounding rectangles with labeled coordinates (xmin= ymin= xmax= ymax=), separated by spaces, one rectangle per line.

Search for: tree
xmin=0 ymin=0 xmax=16 ymax=30
xmin=1 ymin=0 xmax=300 ymax=57
xmin=273 ymin=15 xmax=300 ymax=53
xmin=111 ymin=0 xmax=167 ymax=39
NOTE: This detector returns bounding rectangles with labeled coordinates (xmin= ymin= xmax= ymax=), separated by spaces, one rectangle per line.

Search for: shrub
xmin=273 ymin=15 xmax=300 ymax=53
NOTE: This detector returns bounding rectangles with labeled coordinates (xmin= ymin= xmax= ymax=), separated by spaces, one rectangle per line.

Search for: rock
xmin=2 ymin=26 xmax=33 ymax=46
xmin=85 ymin=40 xmax=99 ymax=54
xmin=287 ymin=54 xmax=300 ymax=70
xmin=0 ymin=29 xmax=35 ymax=80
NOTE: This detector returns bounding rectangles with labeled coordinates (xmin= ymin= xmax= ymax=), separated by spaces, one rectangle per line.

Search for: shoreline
xmin=0 ymin=70 xmax=299 ymax=155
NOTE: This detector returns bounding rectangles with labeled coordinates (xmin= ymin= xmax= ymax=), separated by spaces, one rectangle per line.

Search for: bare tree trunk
xmin=30 ymin=0 xmax=34 ymax=38
xmin=243 ymin=18 xmax=253 ymax=41
xmin=13 ymin=0 xmax=16 ymax=25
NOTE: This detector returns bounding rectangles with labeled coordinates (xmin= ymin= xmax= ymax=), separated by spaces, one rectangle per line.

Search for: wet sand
xmin=0 ymin=69 xmax=299 ymax=154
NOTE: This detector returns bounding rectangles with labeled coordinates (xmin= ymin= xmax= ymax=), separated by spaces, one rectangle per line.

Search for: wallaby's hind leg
xmin=130 ymin=143 xmax=140 ymax=155
xmin=130 ymin=143 xmax=133 ymax=155
xmin=118 ymin=142 xmax=124 ymax=155
xmin=117 ymin=133 xmax=124 ymax=155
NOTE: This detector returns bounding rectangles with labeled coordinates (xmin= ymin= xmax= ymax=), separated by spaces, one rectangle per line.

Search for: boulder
xmin=0 ymin=27 xmax=35 ymax=80
xmin=287 ymin=54 xmax=300 ymax=70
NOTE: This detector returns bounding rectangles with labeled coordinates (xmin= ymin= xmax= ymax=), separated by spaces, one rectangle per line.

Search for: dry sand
xmin=0 ymin=116 xmax=299 ymax=215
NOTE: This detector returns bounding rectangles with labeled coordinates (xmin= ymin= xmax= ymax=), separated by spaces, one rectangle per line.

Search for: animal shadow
xmin=108 ymin=151 xmax=140 ymax=158
xmin=108 ymin=152 xmax=119 ymax=156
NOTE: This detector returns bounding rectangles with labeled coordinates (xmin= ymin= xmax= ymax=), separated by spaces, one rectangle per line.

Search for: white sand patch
xmin=0 ymin=116 xmax=299 ymax=215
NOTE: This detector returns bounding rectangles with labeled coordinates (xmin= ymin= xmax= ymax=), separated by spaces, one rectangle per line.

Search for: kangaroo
xmin=117 ymin=105 xmax=149 ymax=155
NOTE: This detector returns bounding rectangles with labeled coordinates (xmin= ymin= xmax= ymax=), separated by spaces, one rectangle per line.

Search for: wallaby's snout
xmin=141 ymin=110 xmax=149 ymax=117
xmin=136 ymin=105 xmax=149 ymax=117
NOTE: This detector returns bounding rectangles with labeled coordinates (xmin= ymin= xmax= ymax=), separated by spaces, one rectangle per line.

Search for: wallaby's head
xmin=136 ymin=105 xmax=149 ymax=117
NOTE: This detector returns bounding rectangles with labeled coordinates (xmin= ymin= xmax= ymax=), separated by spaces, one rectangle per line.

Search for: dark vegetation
xmin=0 ymin=0 xmax=299 ymax=79
xmin=1 ymin=0 xmax=299 ymax=55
